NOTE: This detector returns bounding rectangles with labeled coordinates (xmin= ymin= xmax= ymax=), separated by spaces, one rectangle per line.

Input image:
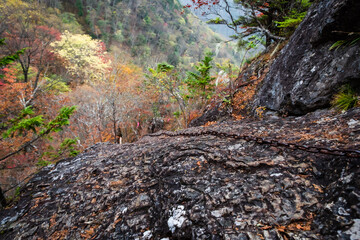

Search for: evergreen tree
xmin=186 ymin=52 xmax=215 ymax=99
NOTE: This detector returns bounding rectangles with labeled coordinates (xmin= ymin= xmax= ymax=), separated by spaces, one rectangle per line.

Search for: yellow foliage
xmin=0 ymin=0 xmax=48 ymax=27
xmin=51 ymin=31 xmax=111 ymax=84
xmin=255 ymin=106 xmax=266 ymax=119
xmin=0 ymin=0 xmax=27 ymax=10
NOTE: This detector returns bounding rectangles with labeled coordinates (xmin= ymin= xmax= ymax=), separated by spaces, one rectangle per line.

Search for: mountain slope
xmin=60 ymin=0 xmax=240 ymax=67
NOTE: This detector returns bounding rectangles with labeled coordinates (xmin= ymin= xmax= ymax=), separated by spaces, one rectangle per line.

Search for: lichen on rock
xmin=0 ymin=108 xmax=359 ymax=239
xmin=255 ymin=0 xmax=360 ymax=115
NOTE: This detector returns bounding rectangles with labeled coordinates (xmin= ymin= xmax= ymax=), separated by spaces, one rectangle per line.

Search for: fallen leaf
xmin=313 ymin=184 xmax=323 ymax=193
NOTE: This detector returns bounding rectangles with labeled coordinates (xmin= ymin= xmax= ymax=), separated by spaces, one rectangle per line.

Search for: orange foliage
xmin=0 ymin=67 xmax=74 ymax=197
xmin=188 ymin=110 xmax=201 ymax=123
xmin=0 ymin=64 xmax=30 ymax=117
xmin=63 ymin=61 xmax=151 ymax=146
xmin=204 ymin=121 xmax=217 ymax=127
xmin=232 ymin=62 xmax=270 ymax=120
xmin=232 ymin=79 xmax=259 ymax=119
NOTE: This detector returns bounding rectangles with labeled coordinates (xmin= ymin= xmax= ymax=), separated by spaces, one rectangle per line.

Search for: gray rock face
xmin=0 ymin=108 xmax=359 ymax=239
xmin=255 ymin=0 xmax=360 ymax=115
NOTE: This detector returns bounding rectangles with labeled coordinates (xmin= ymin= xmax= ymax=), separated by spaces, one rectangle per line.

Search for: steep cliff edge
xmin=255 ymin=0 xmax=360 ymax=115
xmin=0 ymin=108 xmax=359 ymax=239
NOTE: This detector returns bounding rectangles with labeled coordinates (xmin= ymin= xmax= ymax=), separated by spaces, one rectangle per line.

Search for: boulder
xmin=255 ymin=0 xmax=360 ymax=115
xmin=188 ymin=103 xmax=229 ymax=127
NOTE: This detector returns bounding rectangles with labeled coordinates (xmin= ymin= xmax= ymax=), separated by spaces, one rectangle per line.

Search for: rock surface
xmin=188 ymin=103 xmax=229 ymax=127
xmin=0 ymin=108 xmax=359 ymax=239
xmin=255 ymin=0 xmax=360 ymax=115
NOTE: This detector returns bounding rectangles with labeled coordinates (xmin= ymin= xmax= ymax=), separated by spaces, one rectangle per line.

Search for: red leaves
xmin=35 ymin=25 xmax=61 ymax=41
xmin=256 ymin=12 xmax=264 ymax=18
xmin=96 ymin=41 xmax=110 ymax=65
xmin=183 ymin=0 xmax=220 ymax=10
xmin=1 ymin=65 xmax=17 ymax=84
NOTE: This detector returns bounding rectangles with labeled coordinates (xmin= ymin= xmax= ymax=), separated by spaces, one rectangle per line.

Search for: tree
xmin=0 ymin=0 xmax=61 ymax=89
xmin=0 ymin=105 xmax=77 ymax=163
xmin=51 ymin=31 xmax=111 ymax=84
xmin=146 ymin=62 xmax=189 ymax=127
xmin=144 ymin=53 xmax=218 ymax=128
xmin=0 ymin=105 xmax=77 ymax=206
xmin=4 ymin=26 xmax=60 ymax=88
xmin=104 ymin=63 xmax=146 ymax=143
xmin=0 ymin=38 xmax=25 ymax=78
xmin=0 ymin=0 xmax=26 ymax=36
xmin=66 ymin=61 xmax=147 ymax=146
xmin=186 ymin=51 xmax=215 ymax=100
xmin=0 ymin=36 xmax=25 ymax=208
xmin=0 ymin=1 xmax=66 ymax=113
xmin=185 ymin=0 xmax=311 ymax=46
xmin=0 ymin=63 xmax=31 ymax=119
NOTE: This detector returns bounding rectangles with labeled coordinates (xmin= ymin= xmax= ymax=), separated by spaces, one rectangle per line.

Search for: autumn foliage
xmin=0 ymin=0 xmax=289 ymax=202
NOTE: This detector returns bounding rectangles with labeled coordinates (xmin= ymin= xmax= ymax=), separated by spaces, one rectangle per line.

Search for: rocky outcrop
xmin=255 ymin=0 xmax=360 ymax=115
xmin=188 ymin=103 xmax=229 ymax=127
xmin=0 ymin=108 xmax=359 ymax=239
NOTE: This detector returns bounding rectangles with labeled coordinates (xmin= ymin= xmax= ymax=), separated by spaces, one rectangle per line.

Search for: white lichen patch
xmin=143 ymin=230 xmax=152 ymax=239
xmin=273 ymin=155 xmax=285 ymax=163
xmin=270 ymin=173 xmax=283 ymax=177
xmin=315 ymin=117 xmax=337 ymax=124
xmin=347 ymin=119 xmax=359 ymax=129
xmin=343 ymin=219 xmax=360 ymax=240
xmin=211 ymin=207 xmax=233 ymax=218
xmin=228 ymin=143 xmax=245 ymax=151
xmin=122 ymin=207 xmax=128 ymax=214
xmin=167 ymin=205 xmax=186 ymax=233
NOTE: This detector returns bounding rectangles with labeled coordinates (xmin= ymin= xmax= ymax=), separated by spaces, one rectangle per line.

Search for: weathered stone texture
xmin=0 ymin=108 xmax=359 ymax=239
xmin=255 ymin=0 xmax=360 ymax=115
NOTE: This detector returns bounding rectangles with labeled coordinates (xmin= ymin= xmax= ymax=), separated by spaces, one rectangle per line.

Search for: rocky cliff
xmin=255 ymin=0 xmax=360 ymax=115
xmin=0 ymin=108 xmax=359 ymax=239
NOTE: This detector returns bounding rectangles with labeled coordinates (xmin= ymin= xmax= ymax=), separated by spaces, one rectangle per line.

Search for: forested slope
xmin=59 ymin=0 xmax=240 ymax=67
xmin=0 ymin=0 xmax=240 ymax=198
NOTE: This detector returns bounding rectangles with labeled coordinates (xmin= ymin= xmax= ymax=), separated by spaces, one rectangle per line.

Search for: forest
xmin=0 ymin=0 xmax=338 ymax=201
xmin=0 ymin=0 xmax=237 ymax=192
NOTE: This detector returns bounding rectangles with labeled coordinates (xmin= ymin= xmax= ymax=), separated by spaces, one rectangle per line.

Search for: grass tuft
xmin=331 ymin=84 xmax=358 ymax=111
